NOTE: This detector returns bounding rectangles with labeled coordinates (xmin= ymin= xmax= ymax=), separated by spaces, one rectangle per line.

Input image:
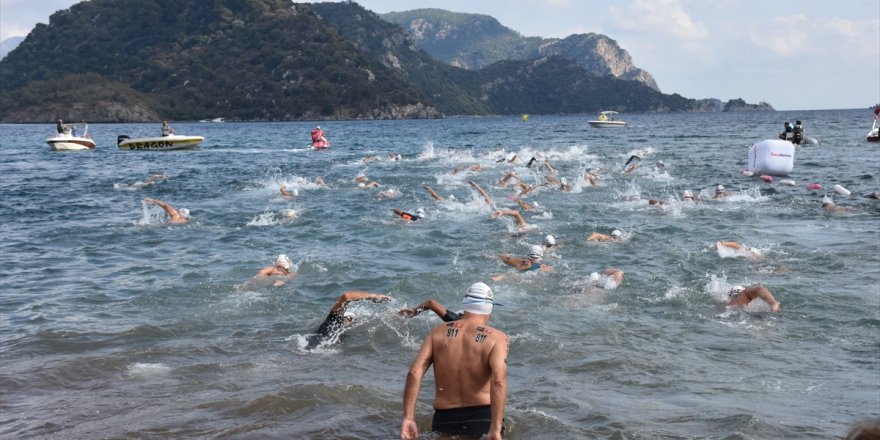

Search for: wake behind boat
xmin=47 ymin=122 xmax=95 ymax=151
xmin=588 ymin=111 xmax=627 ymax=128
xmin=117 ymin=134 xmax=204 ymax=151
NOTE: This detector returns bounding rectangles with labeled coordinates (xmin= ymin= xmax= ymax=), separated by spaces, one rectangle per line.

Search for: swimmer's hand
xmin=771 ymin=302 xmax=780 ymax=313
xmin=397 ymin=308 xmax=416 ymax=318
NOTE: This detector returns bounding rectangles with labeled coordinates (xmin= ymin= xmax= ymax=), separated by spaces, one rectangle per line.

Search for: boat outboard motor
xmin=117 ymin=135 xmax=130 ymax=146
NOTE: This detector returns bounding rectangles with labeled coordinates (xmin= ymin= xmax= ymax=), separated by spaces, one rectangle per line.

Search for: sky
xmin=1 ymin=0 xmax=878 ymax=111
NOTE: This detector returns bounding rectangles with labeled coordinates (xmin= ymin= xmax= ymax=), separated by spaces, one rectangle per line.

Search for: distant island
xmin=0 ymin=0 xmax=773 ymax=123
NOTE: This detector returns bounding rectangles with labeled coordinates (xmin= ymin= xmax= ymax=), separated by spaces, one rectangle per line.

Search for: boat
xmin=117 ymin=134 xmax=205 ymax=151
xmin=868 ymin=107 xmax=880 ymax=142
xmin=46 ymin=123 xmax=96 ymax=151
xmin=588 ymin=111 xmax=627 ymax=128
xmin=310 ymin=126 xmax=330 ymax=149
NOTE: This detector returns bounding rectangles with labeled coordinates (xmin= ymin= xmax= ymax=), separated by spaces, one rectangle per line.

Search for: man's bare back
xmin=429 ymin=318 xmax=507 ymax=409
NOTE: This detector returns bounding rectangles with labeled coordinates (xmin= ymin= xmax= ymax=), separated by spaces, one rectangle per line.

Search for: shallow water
xmin=1 ymin=109 xmax=878 ymax=439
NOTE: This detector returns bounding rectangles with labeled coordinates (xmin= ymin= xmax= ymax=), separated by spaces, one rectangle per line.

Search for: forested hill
xmin=0 ymin=1 xmax=769 ymax=122
xmin=0 ymin=0 xmax=438 ymax=122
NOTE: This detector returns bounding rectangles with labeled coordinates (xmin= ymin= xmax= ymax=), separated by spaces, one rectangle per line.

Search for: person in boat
xmin=56 ymin=119 xmax=65 ymax=134
xmin=310 ymin=125 xmax=328 ymax=147
xmin=392 ymin=208 xmax=424 ymax=221
xmin=792 ymin=120 xmax=804 ymax=144
xmin=779 ymin=121 xmax=793 ymax=141
xmin=161 ymin=121 xmax=174 ymax=137
xmin=401 ymin=282 xmax=508 ymax=440
xmin=307 ymin=291 xmax=393 ymax=348
xmin=587 ymin=229 xmax=623 ymax=242
xmin=727 ymin=285 xmax=780 ymax=312
xmin=249 ymin=254 xmax=296 ymax=287
xmin=143 ymin=197 xmax=189 ymax=224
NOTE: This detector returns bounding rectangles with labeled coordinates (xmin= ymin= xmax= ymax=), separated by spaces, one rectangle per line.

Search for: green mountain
xmin=380 ymin=9 xmax=659 ymax=90
xmin=0 ymin=1 xmax=770 ymax=122
xmin=0 ymin=0 xmax=438 ymax=122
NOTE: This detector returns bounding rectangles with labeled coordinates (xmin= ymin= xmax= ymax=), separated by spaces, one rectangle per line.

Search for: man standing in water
xmin=401 ymin=282 xmax=508 ymax=440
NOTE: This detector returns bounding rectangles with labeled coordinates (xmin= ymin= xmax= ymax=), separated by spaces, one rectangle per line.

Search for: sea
xmin=1 ymin=109 xmax=878 ymax=439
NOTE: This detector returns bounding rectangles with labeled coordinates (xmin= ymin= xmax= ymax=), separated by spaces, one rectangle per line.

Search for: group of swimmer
xmin=133 ymin=142 xmax=856 ymax=439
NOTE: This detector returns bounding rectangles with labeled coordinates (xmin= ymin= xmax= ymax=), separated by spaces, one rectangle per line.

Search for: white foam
xmin=126 ymin=362 xmax=171 ymax=378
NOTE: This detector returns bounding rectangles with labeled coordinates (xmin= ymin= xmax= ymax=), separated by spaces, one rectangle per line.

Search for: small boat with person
xmin=310 ymin=126 xmax=330 ymax=149
xmin=47 ymin=121 xmax=96 ymax=151
xmin=118 ymin=121 xmax=204 ymax=151
xmin=588 ymin=111 xmax=627 ymax=128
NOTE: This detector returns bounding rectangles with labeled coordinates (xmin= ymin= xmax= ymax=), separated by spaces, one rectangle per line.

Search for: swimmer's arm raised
xmin=400 ymin=299 xmax=447 ymax=319
xmin=500 ymin=253 xmax=529 ymax=270
xmin=745 ymin=286 xmax=780 ymax=313
xmin=330 ymin=291 xmax=391 ymax=314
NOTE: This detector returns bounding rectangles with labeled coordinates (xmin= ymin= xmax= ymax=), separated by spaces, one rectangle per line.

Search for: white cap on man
xmin=611 ymin=229 xmax=623 ymax=239
xmin=544 ymin=235 xmax=556 ymax=246
xmin=178 ymin=208 xmax=190 ymax=219
xmin=461 ymin=282 xmax=501 ymax=315
xmin=528 ymin=245 xmax=544 ymax=261
xmin=275 ymin=254 xmax=291 ymax=270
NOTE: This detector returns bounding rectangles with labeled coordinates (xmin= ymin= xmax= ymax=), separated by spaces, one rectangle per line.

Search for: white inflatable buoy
xmin=833 ymin=184 xmax=851 ymax=196
xmin=779 ymin=179 xmax=795 ymax=186
xmin=748 ymin=139 xmax=795 ymax=176
xmin=742 ymin=170 xmax=754 ymax=177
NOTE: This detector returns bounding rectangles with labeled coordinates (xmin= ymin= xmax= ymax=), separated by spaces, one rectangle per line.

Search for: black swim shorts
xmin=432 ymin=405 xmax=503 ymax=436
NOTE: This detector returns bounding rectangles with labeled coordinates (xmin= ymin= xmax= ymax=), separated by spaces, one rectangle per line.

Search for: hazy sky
xmin=2 ymin=0 xmax=878 ymax=110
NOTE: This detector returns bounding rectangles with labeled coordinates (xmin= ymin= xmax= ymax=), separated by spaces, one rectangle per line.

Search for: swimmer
xmin=515 ymin=198 xmax=536 ymax=211
xmin=863 ymin=191 xmax=880 ymax=199
xmin=424 ymin=185 xmax=445 ymax=201
xmin=585 ymin=171 xmax=599 ymax=187
xmin=144 ymin=173 xmax=168 ymax=184
xmin=307 ymin=291 xmax=393 ymax=348
xmin=526 ymin=156 xmax=538 ymax=168
xmin=624 ymin=155 xmax=641 ymax=174
xmin=714 ymin=185 xmax=731 ymax=199
xmin=498 ymin=171 xmax=519 ymax=188
xmin=250 ymin=254 xmax=296 ymax=287
xmin=357 ymin=181 xmax=381 ymax=189
xmin=543 ymin=235 xmax=557 ymax=254
xmin=822 ymin=200 xmax=854 ymax=213
xmin=452 ymin=164 xmax=482 ymax=174
xmin=499 ymin=245 xmax=551 ymax=272
xmin=587 ymin=229 xmax=623 ymax=242
xmin=392 ymin=208 xmax=422 ymax=221
xmin=279 ymin=185 xmax=298 ymax=199
xmin=142 ymin=197 xmax=189 ymax=224
xmin=492 ymin=209 xmax=529 ymax=231
xmin=682 ymin=190 xmax=697 ymax=202
xmin=401 ymin=282 xmax=507 ymax=440
xmin=539 ymin=160 xmax=556 ymax=174
xmin=398 ymin=299 xmax=463 ymax=322
xmin=374 ymin=188 xmax=400 ymax=200
xmin=727 ymin=285 xmax=780 ymax=312
xmin=544 ymin=175 xmax=571 ymax=192
xmin=582 ymin=268 xmax=624 ymax=290
xmin=469 ymin=181 xmax=494 ymax=206
xmin=716 ymin=241 xmax=761 ymax=259
xmin=314 ymin=176 xmax=325 ymax=187
xmin=648 ymin=199 xmax=666 ymax=206
xmin=353 ymin=174 xmax=369 ymax=183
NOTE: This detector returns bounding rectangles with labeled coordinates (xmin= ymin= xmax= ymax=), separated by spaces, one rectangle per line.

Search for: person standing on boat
xmin=792 ymin=120 xmax=804 ymax=144
xmin=161 ymin=121 xmax=174 ymax=137
xmin=779 ymin=122 xmax=793 ymax=141
xmin=56 ymin=119 xmax=66 ymax=134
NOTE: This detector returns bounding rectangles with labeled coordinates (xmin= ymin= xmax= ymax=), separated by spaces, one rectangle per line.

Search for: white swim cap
xmin=589 ymin=272 xmax=601 ymax=283
xmin=415 ymin=208 xmax=426 ymax=217
xmin=560 ymin=177 xmax=568 ymax=185
xmin=275 ymin=254 xmax=291 ymax=270
xmin=544 ymin=235 xmax=556 ymax=246
xmin=315 ymin=125 xmax=321 ymax=130
xmin=178 ymin=208 xmax=190 ymax=218
xmin=716 ymin=185 xmax=725 ymax=193
xmin=358 ymin=182 xmax=366 ymax=188
xmin=611 ymin=230 xmax=623 ymax=239
xmin=683 ymin=190 xmax=693 ymax=198
xmin=461 ymin=282 xmax=500 ymax=315
xmin=528 ymin=245 xmax=544 ymax=261
xmin=728 ymin=285 xmax=745 ymax=297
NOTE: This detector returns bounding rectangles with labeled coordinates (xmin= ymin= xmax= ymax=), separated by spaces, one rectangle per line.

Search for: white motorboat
xmin=117 ymin=134 xmax=205 ymax=151
xmin=47 ymin=123 xmax=96 ymax=151
xmin=588 ymin=111 xmax=627 ymax=128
